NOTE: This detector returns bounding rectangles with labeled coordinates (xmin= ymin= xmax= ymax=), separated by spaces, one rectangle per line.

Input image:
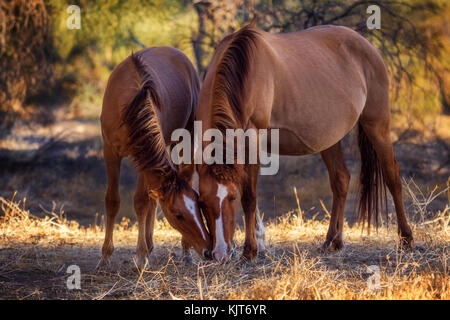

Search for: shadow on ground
xmin=0 ymin=119 xmax=449 ymax=227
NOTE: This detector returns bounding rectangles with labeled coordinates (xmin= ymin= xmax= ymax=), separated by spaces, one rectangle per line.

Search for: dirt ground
xmin=0 ymin=196 xmax=448 ymax=299
xmin=0 ymin=113 xmax=448 ymax=226
xmin=0 ymin=113 xmax=448 ymax=300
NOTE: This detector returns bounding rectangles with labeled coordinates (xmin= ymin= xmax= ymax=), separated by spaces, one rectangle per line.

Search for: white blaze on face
xmin=194 ymin=131 xmax=199 ymax=154
xmin=191 ymin=169 xmax=199 ymax=195
xmin=214 ymin=183 xmax=228 ymax=254
xmin=183 ymin=194 xmax=207 ymax=241
xmin=194 ymin=130 xmax=201 ymax=164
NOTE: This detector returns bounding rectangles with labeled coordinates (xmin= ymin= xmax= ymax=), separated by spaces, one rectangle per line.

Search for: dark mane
xmin=206 ymin=164 xmax=247 ymax=185
xmin=211 ymin=26 xmax=258 ymax=133
xmin=158 ymin=169 xmax=191 ymax=199
xmin=121 ymin=52 xmax=172 ymax=172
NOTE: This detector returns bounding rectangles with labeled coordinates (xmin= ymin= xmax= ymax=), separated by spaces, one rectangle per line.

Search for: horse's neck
xmin=242 ymin=39 xmax=279 ymax=130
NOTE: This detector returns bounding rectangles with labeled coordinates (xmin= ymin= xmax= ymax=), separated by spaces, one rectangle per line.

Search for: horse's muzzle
xmin=212 ymin=249 xmax=231 ymax=262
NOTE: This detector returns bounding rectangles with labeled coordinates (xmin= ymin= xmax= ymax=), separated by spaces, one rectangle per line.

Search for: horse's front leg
xmin=181 ymin=237 xmax=193 ymax=264
xmin=144 ymin=196 xmax=157 ymax=264
xmin=134 ymin=174 xmax=151 ymax=270
xmin=240 ymin=164 xmax=265 ymax=260
xmin=97 ymin=144 xmax=122 ymax=270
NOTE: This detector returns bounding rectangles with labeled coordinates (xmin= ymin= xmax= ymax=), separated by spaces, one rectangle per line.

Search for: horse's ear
xmin=143 ymin=169 xmax=165 ymax=193
xmin=243 ymin=16 xmax=257 ymax=28
xmin=148 ymin=189 xmax=161 ymax=201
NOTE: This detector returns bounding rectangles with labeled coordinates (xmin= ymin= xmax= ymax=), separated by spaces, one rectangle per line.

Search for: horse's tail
xmin=357 ymin=123 xmax=387 ymax=232
xmin=121 ymin=52 xmax=170 ymax=171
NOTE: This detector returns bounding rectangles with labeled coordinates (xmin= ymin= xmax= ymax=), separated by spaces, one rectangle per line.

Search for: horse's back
xmin=138 ymin=47 xmax=200 ymax=138
xmin=102 ymin=47 xmax=197 ymax=118
xmin=100 ymin=54 xmax=137 ymax=155
xmin=257 ymin=26 xmax=388 ymax=154
xmin=101 ymin=47 xmax=199 ymax=156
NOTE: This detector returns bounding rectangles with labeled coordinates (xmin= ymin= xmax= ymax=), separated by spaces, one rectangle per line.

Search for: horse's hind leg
xmin=98 ymin=143 xmax=122 ymax=269
xmin=360 ymin=100 xmax=413 ymax=247
xmin=134 ymin=174 xmax=152 ymax=269
xmin=320 ymin=141 xmax=350 ymax=251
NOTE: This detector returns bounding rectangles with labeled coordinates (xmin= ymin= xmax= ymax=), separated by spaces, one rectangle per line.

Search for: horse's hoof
xmin=321 ymin=239 xmax=344 ymax=253
xmin=95 ymin=258 xmax=112 ymax=272
xmin=242 ymin=246 xmax=257 ymax=261
xmin=331 ymin=239 xmax=344 ymax=251
xmin=399 ymin=235 xmax=414 ymax=250
xmin=182 ymin=255 xmax=193 ymax=265
xmin=240 ymin=254 xmax=255 ymax=265
xmin=134 ymin=255 xmax=149 ymax=271
xmin=321 ymin=240 xmax=333 ymax=253
xmin=257 ymin=248 xmax=267 ymax=259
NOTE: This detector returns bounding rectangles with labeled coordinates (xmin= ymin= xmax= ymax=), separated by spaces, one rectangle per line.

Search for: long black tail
xmin=357 ymin=123 xmax=387 ymax=232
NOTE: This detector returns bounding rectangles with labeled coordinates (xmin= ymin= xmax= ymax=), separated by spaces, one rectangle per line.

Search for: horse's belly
xmin=276 ymin=127 xmax=316 ymax=155
xmin=270 ymin=101 xmax=362 ymax=155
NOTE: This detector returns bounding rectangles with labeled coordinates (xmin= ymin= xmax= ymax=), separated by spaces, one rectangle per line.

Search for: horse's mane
xmin=121 ymin=52 xmax=172 ymax=172
xmin=158 ymin=169 xmax=191 ymax=200
xmin=206 ymin=163 xmax=247 ymax=184
xmin=210 ymin=26 xmax=258 ymax=133
xmin=207 ymin=26 xmax=258 ymax=185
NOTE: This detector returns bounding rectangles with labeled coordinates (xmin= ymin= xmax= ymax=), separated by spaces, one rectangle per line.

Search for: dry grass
xmin=0 ymin=189 xmax=448 ymax=300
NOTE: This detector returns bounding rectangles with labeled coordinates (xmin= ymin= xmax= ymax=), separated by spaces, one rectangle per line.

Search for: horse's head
xmin=195 ymin=164 xmax=244 ymax=262
xmin=146 ymin=168 xmax=212 ymax=259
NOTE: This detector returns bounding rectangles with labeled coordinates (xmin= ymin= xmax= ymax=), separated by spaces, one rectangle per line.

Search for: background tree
xmin=0 ymin=0 xmax=448 ymax=135
xmin=192 ymin=0 xmax=240 ymax=77
xmin=0 ymin=0 xmax=54 ymax=137
xmin=191 ymin=0 xmax=449 ymax=117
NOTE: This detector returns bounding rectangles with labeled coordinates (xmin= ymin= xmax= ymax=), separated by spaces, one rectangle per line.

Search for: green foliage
xmin=46 ymin=0 xmax=197 ymax=118
xmin=1 ymin=0 xmax=448 ymax=125
xmin=0 ymin=0 xmax=54 ymax=136
xmin=251 ymin=0 xmax=449 ymax=119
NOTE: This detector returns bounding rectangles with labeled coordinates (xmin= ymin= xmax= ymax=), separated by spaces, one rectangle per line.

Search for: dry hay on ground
xmin=0 ymin=194 xmax=448 ymax=300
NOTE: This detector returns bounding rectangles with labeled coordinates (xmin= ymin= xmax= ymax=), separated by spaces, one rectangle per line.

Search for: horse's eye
xmin=175 ymin=213 xmax=183 ymax=220
xmin=229 ymin=195 xmax=237 ymax=201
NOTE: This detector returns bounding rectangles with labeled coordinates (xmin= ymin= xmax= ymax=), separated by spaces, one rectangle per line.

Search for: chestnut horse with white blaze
xmin=99 ymin=47 xmax=211 ymax=269
xmin=193 ymin=25 xmax=414 ymax=261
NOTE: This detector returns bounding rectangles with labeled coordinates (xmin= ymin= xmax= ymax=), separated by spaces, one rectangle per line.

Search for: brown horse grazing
xmin=193 ymin=25 xmax=414 ymax=261
xmin=99 ymin=47 xmax=211 ymax=269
